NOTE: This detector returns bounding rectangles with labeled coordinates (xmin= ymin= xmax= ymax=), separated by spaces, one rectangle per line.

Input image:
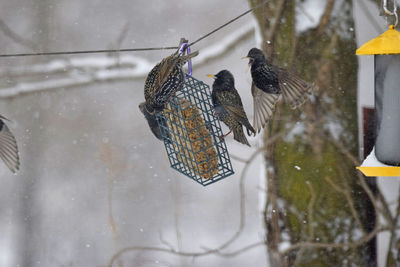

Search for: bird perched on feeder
xmin=207 ymin=70 xmax=255 ymax=146
xmin=139 ymin=41 xmax=198 ymax=141
xmin=244 ymin=47 xmax=315 ymax=133
xmin=138 ymin=102 xmax=170 ymax=142
xmin=0 ymin=115 xmax=19 ymax=173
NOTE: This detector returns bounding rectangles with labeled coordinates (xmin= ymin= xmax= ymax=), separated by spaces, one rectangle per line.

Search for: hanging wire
xmin=0 ymin=0 xmax=269 ymax=58
xmin=383 ymin=0 xmax=398 ymax=27
xmin=0 ymin=47 xmax=180 ymax=58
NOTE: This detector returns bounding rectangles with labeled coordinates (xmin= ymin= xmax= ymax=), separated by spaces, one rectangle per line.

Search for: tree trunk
xmin=249 ymin=0 xmax=374 ymax=265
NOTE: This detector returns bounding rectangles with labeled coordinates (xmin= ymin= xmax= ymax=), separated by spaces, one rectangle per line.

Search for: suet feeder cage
xmin=356 ymin=24 xmax=400 ymax=165
xmin=156 ymin=75 xmax=234 ymax=186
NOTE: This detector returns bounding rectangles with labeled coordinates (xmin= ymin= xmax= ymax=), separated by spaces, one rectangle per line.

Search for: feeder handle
xmin=179 ymin=42 xmax=193 ymax=76
xmin=383 ymin=0 xmax=398 ymax=27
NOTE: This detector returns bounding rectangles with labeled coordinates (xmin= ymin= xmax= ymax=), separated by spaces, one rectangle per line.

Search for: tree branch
xmin=316 ymin=0 xmax=336 ymax=35
xmin=281 ymin=226 xmax=389 ymax=255
xmin=293 ymin=182 xmax=316 ymax=265
xmin=108 ymin=129 xmax=287 ymax=266
xmin=325 ymin=174 xmax=365 ymax=234
xmin=0 ymin=18 xmax=39 ymax=50
xmin=265 ymin=0 xmax=288 ymax=60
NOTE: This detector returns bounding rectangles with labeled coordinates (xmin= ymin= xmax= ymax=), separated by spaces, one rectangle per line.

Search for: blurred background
xmin=0 ymin=0 xmax=398 ymax=266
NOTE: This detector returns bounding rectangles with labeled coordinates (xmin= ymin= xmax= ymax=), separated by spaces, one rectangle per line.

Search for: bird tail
xmin=0 ymin=122 xmax=19 ymax=173
xmin=180 ymin=50 xmax=199 ymax=62
xmin=277 ymin=69 xmax=316 ymax=109
xmin=233 ymin=126 xmax=250 ymax=147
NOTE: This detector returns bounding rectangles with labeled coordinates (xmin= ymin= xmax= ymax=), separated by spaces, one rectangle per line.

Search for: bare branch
xmin=0 ymin=18 xmax=39 ymax=50
xmin=281 ymin=227 xmax=389 ymax=255
xmin=265 ymin=0 xmax=288 ymax=59
xmin=325 ymin=175 xmax=365 ymax=233
xmin=108 ymin=129 xmax=287 ymax=266
xmin=107 ymin=147 xmax=261 ymax=266
xmin=323 ymin=131 xmax=380 ymax=228
xmin=158 ymin=231 xmax=175 ymax=250
xmin=386 ymin=185 xmax=400 ymax=264
xmin=98 ymin=144 xmax=128 ymax=267
xmin=306 ymin=182 xmax=316 ymax=239
xmin=316 ymin=0 xmax=336 ymax=35
xmin=293 ymin=182 xmax=316 ymax=265
xmin=108 ymin=241 xmax=265 ymax=267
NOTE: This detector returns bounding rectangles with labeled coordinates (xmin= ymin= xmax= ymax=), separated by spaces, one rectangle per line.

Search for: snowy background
xmin=0 ymin=0 xmax=398 ymax=266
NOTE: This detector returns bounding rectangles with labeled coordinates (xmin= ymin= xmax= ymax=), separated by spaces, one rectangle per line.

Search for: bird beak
xmin=206 ymin=74 xmax=215 ymax=79
xmin=241 ymin=56 xmax=249 ymax=60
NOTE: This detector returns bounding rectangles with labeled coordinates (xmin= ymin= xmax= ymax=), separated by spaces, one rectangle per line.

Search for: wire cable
xmin=0 ymin=0 xmax=268 ymax=58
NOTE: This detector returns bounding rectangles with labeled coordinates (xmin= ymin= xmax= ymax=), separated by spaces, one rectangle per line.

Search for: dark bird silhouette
xmin=244 ymin=47 xmax=315 ymax=133
xmin=139 ymin=102 xmax=170 ymax=142
xmin=0 ymin=115 xmax=19 ymax=173
xmin=208 ymin=70 xmax=255 ymax=146
xmin=139 ymin=41 xmax=198 ymax=141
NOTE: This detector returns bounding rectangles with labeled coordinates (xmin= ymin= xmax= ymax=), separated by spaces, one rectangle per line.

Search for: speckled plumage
xmin=246 ymin=48 xmax=315 ymax=133
xmin=143 ymin=49 xmax=199 ymax=114
xmin=0 ymin=115 xmax=19 ymax=173
xmin=210 ymin=70 xmax=255 ymax=146
xmin=140 ymin=42 xmax=198 ymax=141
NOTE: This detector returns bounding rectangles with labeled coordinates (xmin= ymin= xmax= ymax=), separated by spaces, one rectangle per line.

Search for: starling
xmin=140 ymin=42 xmax=198 ymax=141
xmin=208 ymin=70 xmax=255 ymax=146
xmin=0 ymin=115 xmax=19 ymax=173
xmin=142 ymin=47 xmax=199 ymax=115
xmin=244 ymin=47 xmax=315 ymax=133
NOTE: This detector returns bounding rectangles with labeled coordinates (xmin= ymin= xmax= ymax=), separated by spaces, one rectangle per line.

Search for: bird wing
xmin=154 ymin=55 xmax=180 ymax=95
xmin=0 ymin=121 xmax=19 ymax=173
xmin=144 ymin=55 xmax=184 ymax=108
xmin=146 ymin=51 xmax=199 ymax=98
xmin=155 ymin=52 xmax=198 ymax=88
xmin=144 ymin=63 xmax=161 ymax=102
xmin=275 ymin=67 xmax=316 ymax=109
xmin=252 ymin=82 xmax=280 ymax=133
xmin=216 ymin=90 xmax=251 ymax=127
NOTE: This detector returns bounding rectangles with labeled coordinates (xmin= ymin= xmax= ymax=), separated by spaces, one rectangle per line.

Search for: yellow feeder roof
xmin=356 ymin=25 xmax=400 ymax=55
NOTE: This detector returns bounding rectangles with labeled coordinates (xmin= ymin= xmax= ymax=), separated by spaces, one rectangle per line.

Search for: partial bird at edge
xmin=0 ymin=115 xmax=19 ymax=173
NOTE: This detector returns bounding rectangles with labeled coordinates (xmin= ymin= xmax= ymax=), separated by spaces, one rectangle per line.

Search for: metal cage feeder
xmin=156 ymin=75 xmax=234 ymax=186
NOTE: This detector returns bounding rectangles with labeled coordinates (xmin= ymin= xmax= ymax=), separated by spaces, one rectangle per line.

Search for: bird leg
xmin=219 ymin=130 xmax=232 ymax=140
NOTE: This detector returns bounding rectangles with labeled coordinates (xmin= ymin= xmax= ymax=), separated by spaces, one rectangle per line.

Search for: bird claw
xmin=246 ymin=128 xmax=253 ymax=136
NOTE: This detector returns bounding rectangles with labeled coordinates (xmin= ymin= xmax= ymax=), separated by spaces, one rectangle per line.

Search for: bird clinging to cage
xmin=243 ymin=47 xmax=316 ymax=133
xmin=0 ymin=115 xmax=19 ymax=173
xmin=207 ymin=70 xmax=255 ymax=146
xmin=138 ymin=102 xmax=170 ymax=142
xmin=139 ymin=40 xmax=199 ymax=140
